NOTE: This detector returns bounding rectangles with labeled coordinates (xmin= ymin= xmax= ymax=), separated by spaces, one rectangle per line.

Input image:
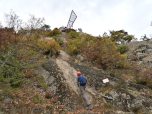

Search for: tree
xmin=41 ymin=24 xmax=51 ymax=31
xmin=4 ymin=9 xmax=22 ymax=32
xmin=26 ymin=14 xmax=45 ymax=30
xmin=78 ymin=28 xmax=82 ymax=32
xmin=140 ymin=34 xmax=151 ymax=41
xmin=109 ymin=29 xmax=136 ymax=44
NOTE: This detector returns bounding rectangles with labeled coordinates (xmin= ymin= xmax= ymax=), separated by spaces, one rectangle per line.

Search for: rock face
xmin=34 ymin=59 xmax=98 ymax=111
xmin=108 ymin=89 xmax=152 ymax=113
xmin=126 ymin=42 xmax=152 ymax=68
xmin=33 ymin=48 xmax=152 ymax=113
xmin=68 ymin=61 xmax=152 ymax=113
xmin=68 ymin=61 xmax=119 ymax=90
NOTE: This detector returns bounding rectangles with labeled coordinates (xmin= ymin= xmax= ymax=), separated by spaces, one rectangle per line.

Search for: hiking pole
xmin=91 ymin=88 xmax=113 ymax=100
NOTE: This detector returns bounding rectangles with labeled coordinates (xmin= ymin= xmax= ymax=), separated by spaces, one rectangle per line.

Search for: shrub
xmin=11 ymin=79 xmax=23 ymax=88
xmin=82 ymin=34 xmax=95 ymax=42
xmin=133 ymin=67 xmax=152 ymax=89
xmin=45 ymin=28 xmax=61 ymax=36
xmin=67 ymin=31 xmax=79 ymax=39
xmin=117 ymin=43 xmax=129 ymax=54
xmin=82 ymin=37 xmax=130 ymax=69
xmin=66 ymin=38 xmax=83 ymax=55
xmin=42 ymin=39 xmax=61 ymax=56
xmin=52 ymin=36 xmax=63 ymax=46
xmin=0 ymin=45 xmax=25 ymax=88
xmin=33 ymin=94 xmax=44 ymax=104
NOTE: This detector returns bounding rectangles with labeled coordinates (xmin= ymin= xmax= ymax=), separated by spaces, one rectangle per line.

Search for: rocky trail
xmin=32 ymin=35 xmax=152 ymax=113
xmin=32 ymin=47 xmax=152 ymax=113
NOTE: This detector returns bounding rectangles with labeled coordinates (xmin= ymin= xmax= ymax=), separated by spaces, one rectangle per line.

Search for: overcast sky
xmin=0 ymin=0 xmax=152 ymax=40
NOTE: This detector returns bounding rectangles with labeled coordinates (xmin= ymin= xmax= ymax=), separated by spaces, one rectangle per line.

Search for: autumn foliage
xmin=81 ymin=37 xmax=130 ymax=69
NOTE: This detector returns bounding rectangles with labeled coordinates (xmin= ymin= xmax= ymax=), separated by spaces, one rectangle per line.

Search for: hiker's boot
xmin=86 ymin=104 xmax=92 ymax=110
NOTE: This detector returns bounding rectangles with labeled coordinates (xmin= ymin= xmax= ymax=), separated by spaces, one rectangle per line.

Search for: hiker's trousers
xmin=79 ymin=85 xmax=91 ymax=105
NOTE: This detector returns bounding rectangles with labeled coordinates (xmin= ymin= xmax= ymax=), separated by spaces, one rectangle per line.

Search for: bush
xmin=117 ymin=43 xmax=129 ymax=54
xmin=33 ymin=94 xmax=44 ymax=104
xmin=11 ymin=79 xmax=23 ymax=88
xmin=42 ymin=39 xmax=61 ymax=56
xmin=133 ymin=67 xmax=152 ymax=89
xmin=52 ymin=36 xmax=63 ymax=46
xmin=66 ymin=38 xmax=83 ymax=55
xmin=45 ymin=28 xmax=61 ymax=36
xmin=67 ymin=31 xmax=79 ymax=39
xmin=65 ymin=34 xmax=96 ymax=55
xmin=0 ymin=44 xmax=25 ymax=88
xmin=82 ymin=37 xmax=130 ymax=69
xmin=82 ymin=34 xmax=95 ymax=42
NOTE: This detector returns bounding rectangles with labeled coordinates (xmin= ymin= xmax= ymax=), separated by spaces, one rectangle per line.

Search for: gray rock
xmin=136 ymin=53 xmax=148 ymax=60
xmin=2 ymin=97 xmax=13 ymax=103
xmin=47 ymin=85 xmax=57 ymax=92
xmin=137 ymin=61 xmax=143 ymax=65
xmin=108 ymin=89 xmax=152 ymax=113
xmin=146 ymin=49 xmax=152 ymax=53
xmin=75 ymin=54 xmax=84 ymax=62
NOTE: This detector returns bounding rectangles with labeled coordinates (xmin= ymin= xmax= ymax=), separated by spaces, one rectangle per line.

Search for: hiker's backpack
xmin=78 ymin=75 xmax=87 ymax=86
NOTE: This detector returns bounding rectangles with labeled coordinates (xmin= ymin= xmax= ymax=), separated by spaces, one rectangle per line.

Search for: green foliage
xmin=109 ymin=30 xmax=136 ymax=44
xmin=45 ymin=28 xmax=61 ymax=36
xmin=117 ymin=43 xmax=129 ymax=54
xmin=11 ymin=79 xmax=23 ymax=88
xmin=82 ymin=34 xmax=95 ymax=42
xmin=66 ymin=34 xmax=96 ymax=55
xmin=52 ymin=36 xmax=63 ymax=46
xmin=0 ymin=43 xmax=25 ymax=88
xmin=67 ymin=31 xmax=79 ymax=39
xmin=37 ymin=76 xmax=48 ymax=90
xmin=33 ymin=94 xmax=44 ymax=104
xmin=66 ymin=38 xmax=83 ymax=55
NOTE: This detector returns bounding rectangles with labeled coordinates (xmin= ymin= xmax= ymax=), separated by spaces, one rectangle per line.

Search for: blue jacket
xmin=77 ymin=75 xmax=87 ymax=87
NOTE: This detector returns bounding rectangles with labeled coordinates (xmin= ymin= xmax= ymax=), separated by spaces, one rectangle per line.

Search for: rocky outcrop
xmin=68 ymin=61 xmax=152 ymax=113
xmin=108 ymin=89 xmax=152 ymax=113
xmin=68 ymin=61 xmax=119 ymax=90
xmin=126 ymin=43 xmax=152 ymax=68
xmin=34 ymin=59 xmax=98 ymax=111
xmin=33 ymin=48 xmax=152 ymax=113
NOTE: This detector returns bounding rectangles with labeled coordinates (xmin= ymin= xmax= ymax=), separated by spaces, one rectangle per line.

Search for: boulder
xmin=2 ymin=97 xmax=13 ymax=104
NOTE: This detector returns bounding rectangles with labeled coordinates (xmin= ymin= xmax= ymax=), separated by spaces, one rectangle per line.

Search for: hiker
xmin=77 ymin=71 xmax=92 ymax=110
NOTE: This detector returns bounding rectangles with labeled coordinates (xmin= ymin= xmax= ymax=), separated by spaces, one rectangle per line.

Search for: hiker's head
xmin=77 ymin=71 xmax=81 ymax=76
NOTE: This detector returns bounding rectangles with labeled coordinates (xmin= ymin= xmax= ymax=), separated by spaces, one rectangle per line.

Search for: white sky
xmin=0 ymin=0 xmax=152 ymax=40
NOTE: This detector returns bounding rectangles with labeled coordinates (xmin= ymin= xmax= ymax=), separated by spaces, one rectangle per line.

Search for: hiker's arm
xmin=77 ymin=77 xmax=80 ymax=87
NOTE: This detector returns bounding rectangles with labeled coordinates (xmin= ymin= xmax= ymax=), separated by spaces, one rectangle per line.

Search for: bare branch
xmin=4 ymin=9 xmax=22 ymax=32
